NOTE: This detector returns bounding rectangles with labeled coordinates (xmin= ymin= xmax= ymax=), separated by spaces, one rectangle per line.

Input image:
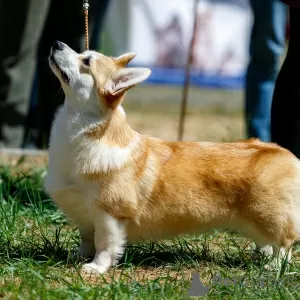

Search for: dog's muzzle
xmin=49 ymin=41 xmax=70 ymax=84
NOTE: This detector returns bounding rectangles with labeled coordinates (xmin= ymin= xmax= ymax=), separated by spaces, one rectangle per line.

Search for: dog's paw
xmin=263 ymin=263 xmax=273 ymax=271
xmin=263 ymin=259 xmax=289 ymax=272
xmin=82 ymin=262 xmax=109 ymax=274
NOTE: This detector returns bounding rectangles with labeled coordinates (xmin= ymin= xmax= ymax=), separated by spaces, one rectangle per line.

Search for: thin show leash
xmin=83 ymin=0 xmax=90 ymax=50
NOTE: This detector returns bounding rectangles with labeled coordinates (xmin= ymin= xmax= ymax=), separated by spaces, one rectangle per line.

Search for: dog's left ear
xmin=104 ymin=67 xmax=151 ymax=109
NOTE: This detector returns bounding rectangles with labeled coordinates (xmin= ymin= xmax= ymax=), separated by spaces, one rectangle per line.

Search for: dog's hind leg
xmin=253 ymin=243 xmax=274 ymax=268
xmin=255 ymin=243 xmax=292 ymax=270
xmin=271 ymin=246 xmax=292 ymax=269
xmin=255 ymin=244 xmax=273 ymax=257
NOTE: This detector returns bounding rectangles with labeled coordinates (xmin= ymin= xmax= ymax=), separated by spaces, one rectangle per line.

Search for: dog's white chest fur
xmin=45 ymin=105 xmax=74 ymax=192
xmin=45 ymin=104 xmax=97 ymax=191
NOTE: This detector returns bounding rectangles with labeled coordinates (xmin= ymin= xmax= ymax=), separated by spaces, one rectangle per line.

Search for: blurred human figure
xmin=0 ymin=0 xmax=109 ymax=149
xmin=244 ymin=0 xmax=287 ymax=142
xmin=0 ymin=1 xmax=48 ymax=148
xmin=271 ymin=1 xmax=300 ymax=158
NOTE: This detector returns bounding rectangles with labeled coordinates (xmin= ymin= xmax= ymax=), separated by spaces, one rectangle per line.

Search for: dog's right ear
xmin=103 ymin=67 xmax=151 ymax=109
xmin=89 ymin=56 xmax=151 ymax=110
xmin=108 ymin=68 xmax=151 ymax=96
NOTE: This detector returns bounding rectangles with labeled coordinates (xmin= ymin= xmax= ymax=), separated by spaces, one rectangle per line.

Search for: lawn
xmin=0 ymin=91 xmax=299 ymax=299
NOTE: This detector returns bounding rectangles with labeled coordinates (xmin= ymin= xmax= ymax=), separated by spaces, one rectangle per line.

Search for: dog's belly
xmin=125 ymin=215 xmax=228 ymax=243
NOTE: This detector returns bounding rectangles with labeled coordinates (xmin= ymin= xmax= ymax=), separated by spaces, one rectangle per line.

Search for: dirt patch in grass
xmin=0 ymin=151 xmax=48 ymax=171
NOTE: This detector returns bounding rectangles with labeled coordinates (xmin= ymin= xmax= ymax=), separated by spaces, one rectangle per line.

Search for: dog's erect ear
xmin=114 ymin=53 xmax=136 ymax=67
xmin=108 ymin=68 xmax=151 ymax=96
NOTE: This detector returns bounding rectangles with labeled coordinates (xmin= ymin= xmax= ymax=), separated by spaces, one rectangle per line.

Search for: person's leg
xmin=0 ymin=0 xmax=51 ymax=148
xmin=271 ymin=7 xmax=300 ymax=158
xmin=22 ymin=70 xmax=39 ymax=148
xmin=245 ymin=0 xmax=287 ymax=142
xmin=35 ymin=0 xmax=106 ymax=149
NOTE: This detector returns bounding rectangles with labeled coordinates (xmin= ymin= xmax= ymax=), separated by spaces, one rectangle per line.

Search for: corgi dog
xmin=45 ymin=41 xmax=300 ymax=274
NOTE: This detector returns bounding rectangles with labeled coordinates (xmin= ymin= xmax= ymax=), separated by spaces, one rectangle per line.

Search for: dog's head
xmin=49 ymin=41 xmax=151 ymax=115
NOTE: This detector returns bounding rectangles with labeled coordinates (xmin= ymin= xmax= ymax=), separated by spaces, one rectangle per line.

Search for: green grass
xmin=0 ymin=165 xmax=300 ymax=299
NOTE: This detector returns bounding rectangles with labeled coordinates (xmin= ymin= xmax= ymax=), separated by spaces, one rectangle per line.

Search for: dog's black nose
xmin=52 ymin=40 xmax=64 ymax=51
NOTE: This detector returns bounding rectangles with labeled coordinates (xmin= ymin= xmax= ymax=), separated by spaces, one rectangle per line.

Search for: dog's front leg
xmin=48 ymin=187 xmax=95 ymax=259
xmin=82 ymin=210 xmax=126 ymax=274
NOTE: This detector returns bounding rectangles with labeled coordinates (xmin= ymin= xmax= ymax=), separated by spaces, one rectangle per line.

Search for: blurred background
xmin=103 ymin=0 xmax=254 ymax=143
xmin=0 ymin=0 xmax=289 ymax=150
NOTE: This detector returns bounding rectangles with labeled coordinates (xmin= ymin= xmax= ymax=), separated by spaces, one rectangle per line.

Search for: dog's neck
xmin=84 ymin=106 xmax=137 ymax=148
xmin=63 ymin=97 xmax=137 ymax=148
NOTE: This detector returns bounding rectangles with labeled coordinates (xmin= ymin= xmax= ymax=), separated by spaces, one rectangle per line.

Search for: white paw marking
xmin=82 ymin=262 xmax=109 ymax=274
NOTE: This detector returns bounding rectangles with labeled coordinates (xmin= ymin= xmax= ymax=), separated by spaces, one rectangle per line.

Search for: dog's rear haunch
xmin=45 ymin=41 xmax=300 ymax=274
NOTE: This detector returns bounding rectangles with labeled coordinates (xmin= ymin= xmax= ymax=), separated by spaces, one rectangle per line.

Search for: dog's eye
xmin=82 ymin=57 xmax=90 ymax=67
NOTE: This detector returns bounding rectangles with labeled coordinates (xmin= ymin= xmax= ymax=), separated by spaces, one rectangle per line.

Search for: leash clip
xmin=83 ymin=0 xmax=89 ymax=11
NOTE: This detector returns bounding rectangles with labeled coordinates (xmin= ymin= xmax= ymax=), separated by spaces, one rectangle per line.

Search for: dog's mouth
xmin=49 ymin=55 xmax=70 ymax=84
